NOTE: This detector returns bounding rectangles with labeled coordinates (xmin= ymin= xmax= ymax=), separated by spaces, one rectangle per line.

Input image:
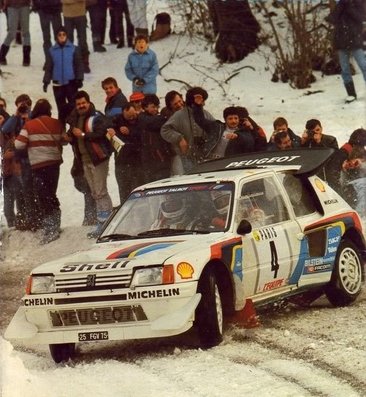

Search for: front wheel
xmin=49 ymin=343 xmax=75 ymax=363
xmin=195 ymin=268 xmax=223 ymax=348
xmin=324 ymin=239 xmax=363 ymax=307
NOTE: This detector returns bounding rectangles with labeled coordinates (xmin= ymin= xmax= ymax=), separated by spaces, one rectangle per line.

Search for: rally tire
xmin=49 ymin=343 xmax=76 ymax=363
xmin=324 ymin=239 xmax=363 ymax=307
xmin=195 ymin=268 xmax=223 ymax=348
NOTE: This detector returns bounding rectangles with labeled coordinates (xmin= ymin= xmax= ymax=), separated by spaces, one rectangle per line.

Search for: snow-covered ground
xmin=1 ymin=1 xmax=365 ymax=396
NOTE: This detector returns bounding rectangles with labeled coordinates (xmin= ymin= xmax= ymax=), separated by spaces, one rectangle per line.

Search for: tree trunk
xmin=208 ymin=0 xmax=260 ymax=63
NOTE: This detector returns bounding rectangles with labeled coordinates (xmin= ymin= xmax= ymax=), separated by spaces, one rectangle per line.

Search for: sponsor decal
xmin=60 ymin=260 xmax=129 ymax=273
xmin=128 ymin=288 xmax=180 ymax=300
xmin=23 ymin=297 xmax=54 ymax=306
xmin=323 ymin=199 xmax=338 ymax=205
xmin=177 ymin=262 xmax=194 ymax=279
xmin=252 ymin=227 xmax=277 ymax=241
xmin=315 ymin=178 xmax=325 ymax=192
xmin=106 ymin=241 xmax=182 ymax=259
xmin=225 ymin=155 xmax=300 ymax=169
xmin=308 ymin=264 xmax=332 ymax=272
xmin=263 ymin=278 xmax=284 ymax=291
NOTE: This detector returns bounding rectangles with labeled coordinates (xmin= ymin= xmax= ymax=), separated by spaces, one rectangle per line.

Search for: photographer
xmin=301 ymin=119 xmax=338 ymax=150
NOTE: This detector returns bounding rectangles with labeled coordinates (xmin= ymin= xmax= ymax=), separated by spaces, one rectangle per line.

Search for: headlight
xmin=130 ymin=267 xmax=163 ymax=288
xmin=27 ymin=275 xmax=56 ymax=294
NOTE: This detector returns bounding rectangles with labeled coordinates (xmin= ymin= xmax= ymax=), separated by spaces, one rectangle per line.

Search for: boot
xmin=23 ymin=45 xmax=31 ymax=66
xmin=345 ymin=81 xmax=357 ymax=103
xmin=83 ymin=54 xmax=91 ymax=74
xmin=40 ymin=209 xmax=61 ymax=245
xmin=116 ymin=38 xmax=124 ymax=49
xmin=82 ymin=191 xmax=97 ymax=226
xmin=0 ymin=44 xmax=9 ymax=65
xmin=87 ymin=210 xmax=110 ymax=239
xmin=93 ymin=41 xmax=106 ymax=53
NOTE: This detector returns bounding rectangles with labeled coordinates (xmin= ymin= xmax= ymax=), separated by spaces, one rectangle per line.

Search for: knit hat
xmin=185 ymin=87 xmax=208 ymax=107
xmin=349 ymin=128 xmax=366 ymax=146
xmin=223 ymin=106 xmax=240 ymax=120
xmin=129 ymin=92 xmax=145 ymax=102
xmin=57 ymin=26 xmax=68 ymax=36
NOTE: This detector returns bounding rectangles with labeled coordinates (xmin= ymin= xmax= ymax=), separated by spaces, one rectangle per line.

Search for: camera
xmin=17 ymin=104 xmax=29 ymax=114
xmin=307 ymin=130 xmax=315 ymax=140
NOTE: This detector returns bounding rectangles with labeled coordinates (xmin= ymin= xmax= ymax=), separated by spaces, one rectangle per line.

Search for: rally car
xmin=5 ymin=149 xmax=366 ymax=363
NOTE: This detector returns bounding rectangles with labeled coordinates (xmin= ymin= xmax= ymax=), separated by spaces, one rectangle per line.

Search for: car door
xmin=237 ymin=174 xmax=303 ymax=300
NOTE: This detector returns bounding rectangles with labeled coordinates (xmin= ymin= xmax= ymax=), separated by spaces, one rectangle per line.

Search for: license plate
xmin=78 ymin=331 xmax=109 ymax=341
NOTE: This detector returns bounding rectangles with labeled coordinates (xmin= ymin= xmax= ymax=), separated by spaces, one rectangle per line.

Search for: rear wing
xmin=189 ymin=148 xmax=335 ymax=176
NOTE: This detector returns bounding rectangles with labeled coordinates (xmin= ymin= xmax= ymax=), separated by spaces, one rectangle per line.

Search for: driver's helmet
xmin=161 ymin=196 xmax=187 ymax=225
xmin=211 ymin=190 xmax=231 ymax=215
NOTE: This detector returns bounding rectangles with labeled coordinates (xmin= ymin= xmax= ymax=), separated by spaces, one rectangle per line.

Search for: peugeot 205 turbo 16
xmin=5 ymin=149 xmax=366 ymax=363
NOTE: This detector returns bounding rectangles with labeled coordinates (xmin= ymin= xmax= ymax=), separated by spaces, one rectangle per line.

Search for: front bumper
xmin=5 ymin=283 xmax=200 ymax=345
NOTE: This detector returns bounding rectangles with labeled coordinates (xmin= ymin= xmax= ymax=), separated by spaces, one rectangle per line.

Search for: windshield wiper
xmin=137 ymin=228 xmax=209 ymax=237
xmin=98 ymin=233 xmax=135 ymax=242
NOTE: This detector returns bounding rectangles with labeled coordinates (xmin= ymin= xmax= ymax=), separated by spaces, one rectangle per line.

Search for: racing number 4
xmin=269 ymin=241 xmax=279 ymax=278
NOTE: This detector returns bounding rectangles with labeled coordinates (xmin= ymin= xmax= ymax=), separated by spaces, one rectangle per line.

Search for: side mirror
xmin=237 ymin=219 xmax=252 ymax=235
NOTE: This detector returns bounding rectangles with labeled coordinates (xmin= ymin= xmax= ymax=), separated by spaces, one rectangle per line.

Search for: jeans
xmin=88 ymin=3 xmax=107 ymax=43
xmin=3 ymin=6 xmax=30 ymax=46
xmin=38 ymin=10 xmax=62 ymax=59
xmin=53 ymin=83 xmax=78 ymax=124
xmin=338 ymin=49 xmax=366 ymax=85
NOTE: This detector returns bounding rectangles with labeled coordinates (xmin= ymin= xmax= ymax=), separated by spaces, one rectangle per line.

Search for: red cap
xmin=129 ymin=92 xmax=145 ymax=102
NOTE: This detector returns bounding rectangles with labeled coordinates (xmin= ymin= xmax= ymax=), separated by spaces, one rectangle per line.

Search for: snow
xmin=0 ymin=1 xmax=365 ymax=396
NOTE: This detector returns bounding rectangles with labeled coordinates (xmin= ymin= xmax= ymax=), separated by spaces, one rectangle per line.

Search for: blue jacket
xmin=125 ymin=48 xmax=159 ymax=94
xmin=43 ymin=40 xmax=84 ymax=86
xmin=104 ymin=89 xmax=128 ymax=118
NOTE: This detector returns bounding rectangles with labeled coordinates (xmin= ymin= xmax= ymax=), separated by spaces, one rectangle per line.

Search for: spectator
xmin=236 ymin=106 xmax=267 ymax=151
xmin=109 ymin=0 xmax=134 ymax=48
xmin=301 ymin=119 xmax=339 ymax=149
xmin=110 ymin=102 xmax=143 ymax=204
xmin=139 ymin=94 xmax=171 ymax=183
xmin=161 ymin=87 xmax=216 ymax=175
xmin=32 ymin=0 xmax=62 ymax=68
xmin=268 ymin=116 xmax=301 ymax=150
xmin=271 ymin=131 xmax=295 ymax=151
xmin=62 ymin=0 xmax=90 ymax=73
xmin=192 ymin=101 xmax=255 ymax=159
xmin=43 ymin=26 xmax=84 ymax=124
xmin=0 ymin=0 xmax=31 ymax=66
xmin=326 ymin=0 xmax=366 ymax=103
xmin=160 ymin=90 xmax=184 ymax=119
xmin=15 ymin=99 xmax=64 ymax=244
xmin=87 ymin=0 xmax=107 ymax=52
xmin=129 ymin=91 xmax=144 ymax=114
xmin=102 ymin=76 xmax=128 ymax=117
xmin=1 ymin=94 xmax=37 ymax=230
xmin=0 ymin=97 xmax=8 ymax=112
xmin=125 ymin=33 xmax=159 ymax=94
xmin=66 ymin=90 xmax=114 ymax=238
xmin=301 ymin=118 xmax=340 ymax=192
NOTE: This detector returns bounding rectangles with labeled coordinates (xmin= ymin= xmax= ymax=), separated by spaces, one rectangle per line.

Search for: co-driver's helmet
xmin=211 ymin=191 xmax=231 ymax=215
xmin=161 ymin=196 xmax=187 ymax=224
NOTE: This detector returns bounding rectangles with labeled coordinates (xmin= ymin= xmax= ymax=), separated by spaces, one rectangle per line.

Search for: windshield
xmin=101 ymin=182 xmax=234 ymax=238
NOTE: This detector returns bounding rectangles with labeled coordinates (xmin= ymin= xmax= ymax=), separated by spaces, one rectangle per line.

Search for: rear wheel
xmin=49 ymin=343 xmax=75 ymax=363
xmin=324 ymin=239 xmax=363 ymax=307
xmin=195 ymin=268 xmax=223 ymax=348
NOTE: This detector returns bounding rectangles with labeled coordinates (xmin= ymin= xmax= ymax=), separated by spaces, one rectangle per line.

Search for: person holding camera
xmin=301 ymin=119 xmax=338 ymax=150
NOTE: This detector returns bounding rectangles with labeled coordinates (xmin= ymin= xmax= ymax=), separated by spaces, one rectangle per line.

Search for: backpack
xmin=150 ymin=12 xmax=171 ymax=41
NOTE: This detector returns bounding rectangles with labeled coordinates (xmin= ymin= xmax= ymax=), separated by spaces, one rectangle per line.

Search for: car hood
xmin=32 ymin=234 xmax=224 ymax=275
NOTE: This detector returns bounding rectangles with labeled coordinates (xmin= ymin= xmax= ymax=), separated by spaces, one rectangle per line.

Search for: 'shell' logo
xmin=86 ymin=274 xmax=96 ymax=287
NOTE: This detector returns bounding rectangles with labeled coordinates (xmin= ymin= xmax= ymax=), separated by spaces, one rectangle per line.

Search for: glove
xmin=133 ymin=77 xmax=140 ymax=85
xmin=136 ymin=78 xmax=145 ymax=86
xmin=43 ymin=83 xmax=48 ymax=93
xmin=74 ymin=80 xmax=83 ymax=89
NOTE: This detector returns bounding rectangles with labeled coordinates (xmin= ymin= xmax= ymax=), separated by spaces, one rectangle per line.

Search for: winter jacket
xmin=67 ymin=104 xmax=113 ymax=166
xmin=112 ymin=114 xmax=142 ymax=165
xmin=161 ymin=106 xmax=216 ymax=160
xmin=192 ymin=105 xmax=255 ymax=159
xmin=32 ymin=0 xmax=61 ymax=13
xmin=62 ymin=0 xmax=86 ymax=18
xmin=15 ymin=116 xmax=64 ymax=169
xmin=125 ymin=48 xmax=159 ymax=94
xmin=327 ymin=0 xmax=366 ymax=50
xmin=43 ymin=40 xmax=84 ymax=86
xmin=104 ymin=89 xmax=128 ymax=118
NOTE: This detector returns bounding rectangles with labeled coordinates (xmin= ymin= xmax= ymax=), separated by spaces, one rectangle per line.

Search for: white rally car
xmin=5 ymin=149 xmax=366 ymax=363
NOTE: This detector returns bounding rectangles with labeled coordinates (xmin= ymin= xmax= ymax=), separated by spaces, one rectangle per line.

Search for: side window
xmin=279 ymin=173 xmax=317 ymax=217
xmin=239 ymin=177 xmax=290 ymax=226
